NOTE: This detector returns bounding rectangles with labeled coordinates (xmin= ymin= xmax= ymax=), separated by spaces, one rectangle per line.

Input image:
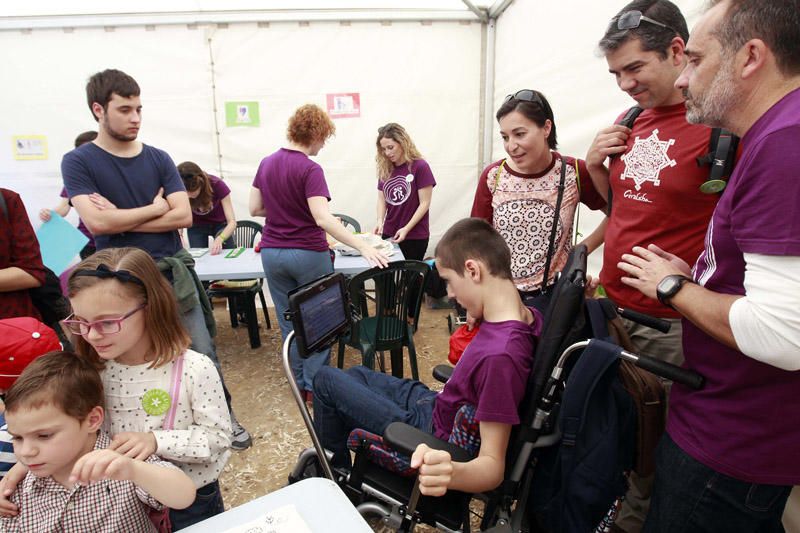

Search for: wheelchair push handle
xmin=617 ymin=307 xmax=672 ymax=333
xmin=628 ymin=351 xmax=705 ymax=390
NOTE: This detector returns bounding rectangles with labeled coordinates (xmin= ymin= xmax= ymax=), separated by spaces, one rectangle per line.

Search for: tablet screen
xmin=288 ymin=273 xmax=350 ymax=356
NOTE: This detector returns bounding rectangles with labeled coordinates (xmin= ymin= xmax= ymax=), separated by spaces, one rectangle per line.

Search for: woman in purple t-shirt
xmin=374 ymin=123 xmax=436 ymax=261
xmin=250 ymin=104 xmax=389 ymax=398
xmin=178 ymin=162 xmax=236 ymax=256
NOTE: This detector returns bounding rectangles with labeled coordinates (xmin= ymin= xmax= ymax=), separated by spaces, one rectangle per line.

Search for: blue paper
xmin=35 ymin=211 xmax=89 ymax=275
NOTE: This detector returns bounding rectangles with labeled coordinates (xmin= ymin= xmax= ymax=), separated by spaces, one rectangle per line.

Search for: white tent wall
xmin=209 ymin=20 xmax=482 ymax=241
xmin=0 ymin=19 xmax=482 ymax=250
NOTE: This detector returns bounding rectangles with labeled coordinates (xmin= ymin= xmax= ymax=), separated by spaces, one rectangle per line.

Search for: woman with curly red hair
xmin=250 ymin=104 xmax=389 ymax=397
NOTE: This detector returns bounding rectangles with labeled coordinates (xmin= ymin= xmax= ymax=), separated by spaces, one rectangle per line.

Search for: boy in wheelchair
xmin=312 ymin=217 xmax=541 ymax=496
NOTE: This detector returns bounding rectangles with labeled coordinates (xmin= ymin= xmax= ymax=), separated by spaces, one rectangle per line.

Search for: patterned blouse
xmin=101 ymin=349 xmax=232 ymax=487
xmin=471 ymin=153 xmax=605 ymax=292
xmin=1 ymin=431 xmax=175 ymax=533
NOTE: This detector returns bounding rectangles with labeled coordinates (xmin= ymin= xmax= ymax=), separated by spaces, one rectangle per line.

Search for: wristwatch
xmin=656 ymin=275 xmax=692 ymax=307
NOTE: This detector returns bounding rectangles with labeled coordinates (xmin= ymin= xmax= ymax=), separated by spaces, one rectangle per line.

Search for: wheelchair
xmin=282 ymin=246 xmax=703 ymax=532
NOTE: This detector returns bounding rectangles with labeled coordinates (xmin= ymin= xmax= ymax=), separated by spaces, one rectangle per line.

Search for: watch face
xmin=658 ymin=275 xmax=688 ymax=305
xmin=659 ymin=276 xmax=681 ymax=294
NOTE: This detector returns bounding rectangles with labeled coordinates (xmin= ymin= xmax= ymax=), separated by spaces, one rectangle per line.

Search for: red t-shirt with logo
xmin=600 ymin=102 xmax=718 ymax=318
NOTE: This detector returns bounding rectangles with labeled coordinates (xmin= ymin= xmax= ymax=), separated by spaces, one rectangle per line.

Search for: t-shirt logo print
xmin=384 ymin=174 xmax=413 ymax=206
xmin=620 ymin=128 xmax=677 ymax=190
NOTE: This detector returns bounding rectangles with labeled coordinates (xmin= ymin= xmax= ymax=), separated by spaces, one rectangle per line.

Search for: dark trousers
xmin=313 ymin=366 xmax=436 ymax=468
xmin=169 ymin=481 xmax=225 ymax=531
xmin=187 ymin=223 xmax=235 ymax=249
xmin=643 ymin=433 xmax=791 ymax=533
xmin=384 ymin=237 xmax=428 ymax=261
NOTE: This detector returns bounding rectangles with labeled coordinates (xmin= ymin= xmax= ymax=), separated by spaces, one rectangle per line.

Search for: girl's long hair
xmin=178 ymin=161 xmax=214 ymax=214
xmin=375 ymin=123 xmax=423 ymax=181
xmin=67 ymin=247 xmax=191 ymax=369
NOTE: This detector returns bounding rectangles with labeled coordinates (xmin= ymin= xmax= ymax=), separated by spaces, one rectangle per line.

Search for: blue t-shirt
xmin=0 ymin=412 xmax=14 ymax=478
xmin=62 ymin=143 xmax=185 ymax=259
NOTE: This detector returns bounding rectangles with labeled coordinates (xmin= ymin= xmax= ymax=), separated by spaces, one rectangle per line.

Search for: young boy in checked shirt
xmin=0 ymin=351 xmax=195 ymax=532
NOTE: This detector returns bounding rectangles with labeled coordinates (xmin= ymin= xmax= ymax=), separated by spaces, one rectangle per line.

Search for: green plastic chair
xmin=332 ymin=213 xmax=362 ymax=233
xmin=336 ymin=260 xmax=430 ymax=380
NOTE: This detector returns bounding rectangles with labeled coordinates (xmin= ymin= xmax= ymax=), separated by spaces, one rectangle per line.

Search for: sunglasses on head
xmin=503 ymin=89 xmax=544 ymax=106
xmin=615 ymin=10 xmax=678 ymax=35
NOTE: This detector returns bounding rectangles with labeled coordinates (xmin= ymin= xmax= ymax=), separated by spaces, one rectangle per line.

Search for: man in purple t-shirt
xmin=313 ymin=218 xmax=540 ymax=497
xmin=618 ymin=1 xmax=800 ymax=530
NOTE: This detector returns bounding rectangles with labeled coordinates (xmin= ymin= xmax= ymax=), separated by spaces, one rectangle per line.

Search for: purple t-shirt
xmin=59 ymin=187 xmax=94 ymax=246
xmin=252 ymin=148 xmax=330 ymax=252
xmin=669 ymin=87 xmax=800 ymax=485
xmin=192 ymin=175 xmax=230 ymax=225
xmin=432 ymin=309 xmax=542 ymax=440
xmin=378 ymin=159 xmax=436 ymax=240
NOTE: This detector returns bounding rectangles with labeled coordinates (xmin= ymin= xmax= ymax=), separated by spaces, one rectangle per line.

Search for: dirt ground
xmin=215 ymin=299 xmax=453 ymax=513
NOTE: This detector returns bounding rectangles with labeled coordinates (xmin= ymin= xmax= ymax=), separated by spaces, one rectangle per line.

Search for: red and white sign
xmin=326 ymin=93 xmax=361 ymax=118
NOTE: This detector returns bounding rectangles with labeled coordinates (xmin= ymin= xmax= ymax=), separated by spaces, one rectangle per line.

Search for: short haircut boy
xmin=435 ymin=217 xmax=513 ymax=280
xmin=4 ymin=350 xmax=104 ymax=419
xmin=86 ymin=69 xmax=140 ymax=121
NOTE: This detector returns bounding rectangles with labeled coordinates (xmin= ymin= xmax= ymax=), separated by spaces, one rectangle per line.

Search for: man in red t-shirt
xmin=584 ymin=1 xmax=719 ymax=530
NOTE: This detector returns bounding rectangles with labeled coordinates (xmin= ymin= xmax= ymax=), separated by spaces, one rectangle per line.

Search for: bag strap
xmin=572 ymin=159 xmax=581 ymax=245
xmin=541 ymin=157 xmax=567 ymax=293
xmin=162 ymin=355 xmax=185 ymax=431
xmin=490 ymin=160 xmax=506 ymax=194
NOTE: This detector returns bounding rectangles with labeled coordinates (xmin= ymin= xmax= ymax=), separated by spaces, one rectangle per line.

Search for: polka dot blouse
xmin=101 ymin=349 xmax=232 ymax=487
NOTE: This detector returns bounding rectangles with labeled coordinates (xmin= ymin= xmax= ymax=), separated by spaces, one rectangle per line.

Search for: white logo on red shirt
xmin=620 ymin=128 xmax=676 ymax=191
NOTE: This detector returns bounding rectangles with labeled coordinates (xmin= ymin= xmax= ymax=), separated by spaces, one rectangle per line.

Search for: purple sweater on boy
xmin=192 ymin=175 xmax=230 ymax=225
xmin=432 ymin=310 xmax=541 ymax=440
xmin=669 ymin=87 xmax=800 ymax=485
xmin=378 ymin=159 xmax=436 ymax=240
xmin=252 ymin=148 xmax=330 ymax=252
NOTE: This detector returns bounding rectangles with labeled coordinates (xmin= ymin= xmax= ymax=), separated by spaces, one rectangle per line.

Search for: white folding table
xmin=180 ymin=477 xmax=372 ymax=532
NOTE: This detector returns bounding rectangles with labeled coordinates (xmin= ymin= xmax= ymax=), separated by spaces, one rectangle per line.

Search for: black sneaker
xmin=231 ymin=419 xmax=252 ymax=450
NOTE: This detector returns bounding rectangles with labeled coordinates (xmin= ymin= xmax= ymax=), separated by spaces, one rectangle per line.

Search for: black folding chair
xmin=206 ymin=220 xmax=271 ymax=348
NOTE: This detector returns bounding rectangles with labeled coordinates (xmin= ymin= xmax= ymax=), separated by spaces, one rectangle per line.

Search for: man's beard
xmin=685 ymin=55 xmax=738 ymax=128
xmin=103 ymin=117 xmax=138 ymax=142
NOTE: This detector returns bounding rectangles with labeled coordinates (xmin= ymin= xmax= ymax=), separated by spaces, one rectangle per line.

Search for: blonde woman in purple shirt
xmin=178 ymin=162 xmax=236 ymax=256
xmin=250 ymin=104 xmax=389 ymax=397
xmin=374 ymin=123 xmax=436 ymax=261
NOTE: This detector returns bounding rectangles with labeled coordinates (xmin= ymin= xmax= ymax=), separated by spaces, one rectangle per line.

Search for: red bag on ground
xmin=448 ymin=323 xmax=480 ymax=365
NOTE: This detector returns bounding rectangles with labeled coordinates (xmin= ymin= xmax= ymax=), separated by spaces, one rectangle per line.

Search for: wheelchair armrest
xmin=383 ymin=422 xmax=474 ymax=464
xmin=432 ymin=364 xmax=454 ymax=383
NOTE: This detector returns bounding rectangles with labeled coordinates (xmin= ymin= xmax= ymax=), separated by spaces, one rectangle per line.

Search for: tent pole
xmin=206 ymin=33 xmax=224 ymax=179
xmin=480 ymin=17 xmax=496 ymax=172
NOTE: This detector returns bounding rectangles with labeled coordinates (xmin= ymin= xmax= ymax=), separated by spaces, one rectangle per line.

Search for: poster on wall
xmin=225 ymin=101 xmax=260 ymax=127
xmin=326 ymin=93 xmax=360 ymax=119
xmin=12 ymin=135 xmax=48 ymax=160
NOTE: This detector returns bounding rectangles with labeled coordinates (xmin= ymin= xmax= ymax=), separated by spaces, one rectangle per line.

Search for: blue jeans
xmin=313 ymin=365 xmax=436 ymax=468
xmin=643 ymin=433 xmax=791 ymax=533
xmin=169 ymin=481 xmax=225 ymax=531
xmin=187 ymin=223 xmax=235 ymax=249
xmin=181 ymin=291 xmax=232 ymax=411
xmin=261 ymin=247 xmax=334 ymax=391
